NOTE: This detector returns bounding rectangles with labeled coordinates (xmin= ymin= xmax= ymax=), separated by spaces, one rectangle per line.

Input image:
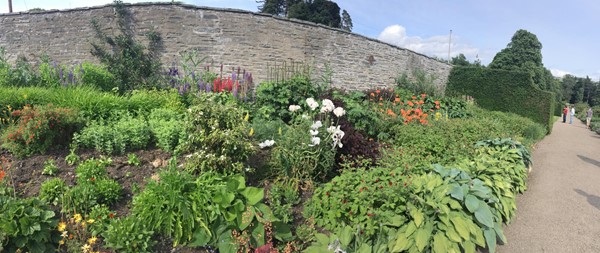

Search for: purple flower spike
xmin=231 ymin=72 xmax=237 ymax=82
xmin=191 ymin=71 xmax=195 ymax=81
xmin=206 ymin=82 xmax=211 ymax=93
xmin=233 ymin=85 xmax=238 ymax=99
xmin=184 ymin=82 xmax=190 ymax=93
xmin=198 ymin=80 xmax=204 ymax=91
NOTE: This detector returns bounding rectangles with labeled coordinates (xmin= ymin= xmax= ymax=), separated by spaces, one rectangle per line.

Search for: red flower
xmin=0 ymin=170 xmax=5 ymax=182
xmin=367 ymin=213 xmax=375 ymax=217
xmin=108 ymin=213 xmax=115 ymax=219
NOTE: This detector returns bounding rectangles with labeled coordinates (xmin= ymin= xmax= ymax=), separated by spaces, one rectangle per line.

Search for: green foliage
xmin=0 ymin=86 xmax=184 ymax=122
xmin=90 ymin=0 xmax=163 ymax=92
xmin=305 ymin=166 xmax=410 ymax=237
xmin=63 ymin=159 xmax=122 ymax=214
xmin=127 ymin=153 xmax=141 ymax=166
xmin=103 ymin=216 xmax=155 ymax=253
xmin=74 ymin=112 xmax=152 ymax=154
xmin=446 ymin=66 xmax=555 ymax=133
xmin=65 ymin=144 xmax=80 ymax=166
xmin=259 ymin=0 xmax=348 ymax=30
xmin=255 ymin=75 xmax=323 ymax=123
xmin=305 ymin=225 xmax=390 ymax=253
xmin=333 ymin=90 xmax=385 ymax=139
xmin=178 ymin=94 xmax=254 ymax=175
xmin=38 ymin=178 xmax=68 ymax=206
xmin=41 ymin=159 xmax=59 ymax=176
xmin=0 ymin=193 xmax=60 ymax=253
xmin=1 ymin=104 xmax=83 ymax=157
xmin=148 ymin=108 xmax=185 ymax=153
xmin=131 ymin=168 xmax=215 ymax=246
xmin=266 ymin=180 xmax=300 ymax=224
xmin=79 ymin=62 xmax=117 ymax=91
xmin=395 ymin=68 xmax=441 ymax=97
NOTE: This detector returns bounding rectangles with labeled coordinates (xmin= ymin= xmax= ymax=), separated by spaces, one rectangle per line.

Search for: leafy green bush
xmin=38 ymin=178 xmax=68 ymax=206
xmin=42 ymin=159 xmax=59 ymax=176
xmin=79 ymin=62 xmax=117 ymax=91
xmin=1 ymin=104 xmax=82 ymax=157
xmin=63 ymin=159 xmax=122 ymax=214
xmin=255 ymin=75 xmax=323 ymax=123
xmin=103 ymin=216 xmax=155 ymax=253
xmin=74 ymin=112 xmax=152 ymax=154
xmin=148 ymin=108 xmax=185 ymax=153
xmin=90 ymin=0 xmax=163 ymax=92
xmin=395 ymin=68 xmax=442 ymax=97
xmin=178 ymin=94 xmax=254 ymax=175
xmin=0 ymin=193 xmax=60 ymax=253
xmin=266 ymin=180 xmax=300 ymax=224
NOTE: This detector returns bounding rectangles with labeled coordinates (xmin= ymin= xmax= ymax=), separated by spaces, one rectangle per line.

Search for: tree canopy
xmin=257 ymin=0 xmax=351 ymax=31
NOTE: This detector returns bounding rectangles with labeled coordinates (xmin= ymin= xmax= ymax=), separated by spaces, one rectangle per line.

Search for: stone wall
xmin=0 ymin=2 xmax=452 ymax=91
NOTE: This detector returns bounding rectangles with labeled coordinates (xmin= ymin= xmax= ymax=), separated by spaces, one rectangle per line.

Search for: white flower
xmin=320 ymin=99 xmax=335 ymax=113
xmin=288 ymin=105 xmax=301 ymax=112
xmin=258 ymin=139 xmax=275 ymax=149
xmin=306 ymin=98 xmax=319 ymax=111
xmin=327 ymin=125 xmax=338 ymax=134
xmin=331 ymin=127 xmax=345 ymax=148
xmin=301 ymin=114 xmax=310 ymax=119
xmin=309 ymin=136 xmax=321 ymax=146
xmin=310 ymin=129 xmax=319 ymax=136
xmin=333 ymin=107 xmax=346 ymax=117
xmin=311 ymin=120 xmax=322 ymax=129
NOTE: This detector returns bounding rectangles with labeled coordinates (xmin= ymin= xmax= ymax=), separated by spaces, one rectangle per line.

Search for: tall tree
xmin=489 ymin=29 xmax=547 ymax=89
xmin=258 ymin=0 xmax=349 ymax=30
xmin=341 ymin=9 xmax=352 ymax=31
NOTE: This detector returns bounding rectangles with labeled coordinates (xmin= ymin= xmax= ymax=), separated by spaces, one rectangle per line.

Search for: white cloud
xmin=550 ymin=69 xmax=571 ymax=78
xmin=377 ymin=24 xmax=480 ymax=62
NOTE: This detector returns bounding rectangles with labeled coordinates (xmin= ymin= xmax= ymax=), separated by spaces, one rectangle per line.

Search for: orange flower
xmin=379 ymin=97 xmax=383 ymax=101
xmin=0 ymin=170 xmax=5 ymax=182
xmin=394 ymin=97 xmax=400 ymax=103
xmin=423 ymin=113 xmax=428 ymax=118
xmin=378 ymin=103 xmax=383 ymax=106
xmin=418 ymin=100 xmax=424 ymax=105
xmin=386 ymin=109 xmax=396 ymax=117
xmin=411 ymin=96 xmax=417 ymax=100
xmin=370 ymin=92 xmax=375 ymax=97
xmin=421 ymin=93 xmax=426 ymax=98
xmin=436 ymin=105 xmax=440 ymax=109
xmin=407 ymin=101 xmax=414 ymax=107
xmin=434 ymin=100 xmax=440 ymax=105
xmin=376 ymin=89 xmax=381 ymax=94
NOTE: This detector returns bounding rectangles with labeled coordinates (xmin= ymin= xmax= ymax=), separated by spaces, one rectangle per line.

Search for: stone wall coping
xmin=0 ymin=1 xmax=451 ymax=67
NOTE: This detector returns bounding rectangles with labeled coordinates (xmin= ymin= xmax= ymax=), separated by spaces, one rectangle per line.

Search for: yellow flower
xmin=23 ymin=94 xmax=27 ymax=99
xmin=58 ymin=222 xmax=67 ymax=232
xmin=278 ymin=127 xmax=282 ymax=135
xmin=87 ymin=218 xmax=95 ymax=224
xmin=244 ymin=112 xmax=249 ymax=121
xmin=87 ymin=236 xmax=98 ymax=245
xmin=59 ymin=240 xmax=65 ymax=245
xmin=73 ymin=213 xmax=82 ymax=223
xmin=249 ymin=127 xmax=254 ymax=137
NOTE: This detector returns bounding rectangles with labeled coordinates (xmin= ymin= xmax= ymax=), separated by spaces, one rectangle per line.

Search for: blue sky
xmin=2 ymin=0 xmax=600 ymax=79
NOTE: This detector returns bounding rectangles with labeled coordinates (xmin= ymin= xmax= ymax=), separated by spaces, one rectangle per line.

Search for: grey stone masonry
xmin=0 ymin=2 xmax=452 ymax=91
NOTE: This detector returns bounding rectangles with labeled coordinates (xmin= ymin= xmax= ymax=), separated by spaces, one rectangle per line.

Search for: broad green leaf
xmin=474 ymin=205 xmax=494 ymax=228
xmin=315 ymin=233 xmax=330 ymax=246
xmin=392 ymin=232 xmax=410 ymax=252
xmin=411 ymin=209 xmax=424 ymax=227
xmin=386 ymin=215 xmax=407 ymax=227
xmin=189 ymin=227 xmax=212 ymax=247
xmin=432 ymin=233 xmax=450 ymax=253
xmin=494 ymin=222 xmax=507 ymax=243
xmin=251 ymin=222 xmax=265 ymax=246
xmin=450 ymin=216 xmax=470 ymax=240
xmin=445 ymin=226 xmax=462 ymax=243
xmin=462 ymin=240 xmax=476 ymax=253
xmin=357 ymin=243 xmax=372 ymax=253
xmin=405 ymin=221 xmax=417 ymax=236
xmin=304 ymin=245 xmax=331 ymax=253
xmin=415 ymin=222 xmax=433 ymax=252
xmin=272 ymin=221 xmax=293 ymax=241
xmin=483 ymin=228 xmax=497 ymax=253
xmin=218 ymin=230 xmax=237 ymax=253
xmin=237 ymin=206 xmax=254 ymax=230
xmin=449 ymin=185 xmax=465 ymax=200
xmin=465 ymin=194 xmax=479 ymax=213
xmin=241 ymin=187 xmax=264 ymax=205
xmin=255 ymin=203 xmax=277 ymax=222
xmin=339 ymin=225 xmax=353 ymax=247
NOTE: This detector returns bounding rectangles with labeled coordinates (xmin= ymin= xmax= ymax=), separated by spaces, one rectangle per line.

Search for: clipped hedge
xmin=446 ymin=67 xmax=555 ymax=133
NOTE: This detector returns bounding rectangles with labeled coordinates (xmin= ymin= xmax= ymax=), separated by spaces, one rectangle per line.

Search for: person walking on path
xmin=586 ymin=107 xmax=593 ymax=128
xmin=569 ymin=106 xmax=575 ymax=124
xmin=563 ymin=105 xmax=568 ymax=123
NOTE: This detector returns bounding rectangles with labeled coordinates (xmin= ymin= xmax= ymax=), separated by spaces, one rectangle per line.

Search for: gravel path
xmin=497 ymin=118 xmax=600 ymax=253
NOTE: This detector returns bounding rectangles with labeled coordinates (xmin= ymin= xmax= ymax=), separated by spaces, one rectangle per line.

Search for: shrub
xmin=0 ymin=193 xmax=60 ymax=253
xmin=79 ymin=62 xmax=117 ymax=91
xmin=90 ymin=0 xmax=163 ymax=92
xmin=148 ymin=108 xmax=185 ymax=153
xmin=1 ymin=104 xmax=82 ymax=157
xmin=42 ymin=159 xmax=59 ymax=176
xmin=103 ymin=216 xmax=155 ymax=253
xmin=74 ymin=112 xmax=152 ymax=154
xmin=39 ymin=178 xmax=68 ymax=206
xmin=266 ymin=180 xmax=300 ymax=224
xmin=255 ymin=75 xmax=323 ymax=123
xmin=178 ymin=94 xmax=254 ymax=175
xmin=63 ymin=159 xmax=122 ymax=214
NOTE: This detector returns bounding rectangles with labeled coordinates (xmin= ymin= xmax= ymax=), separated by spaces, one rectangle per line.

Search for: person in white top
xmin=569 ymin=106 xmax=575 ymax=124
